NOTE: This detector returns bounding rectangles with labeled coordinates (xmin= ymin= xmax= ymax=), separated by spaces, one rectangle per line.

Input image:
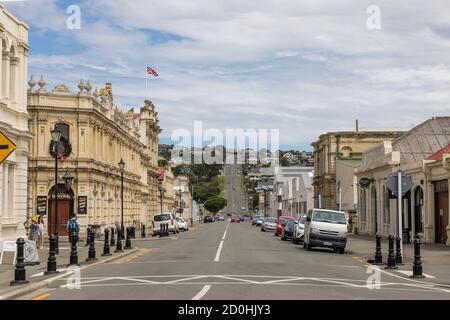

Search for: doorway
xmin=434 ymin=180 xmax=448 ymax=244
xmin=48 ymin=184 xmax=74 ymax=236
xmin=371 ymin=186 xmax=378 ymax=234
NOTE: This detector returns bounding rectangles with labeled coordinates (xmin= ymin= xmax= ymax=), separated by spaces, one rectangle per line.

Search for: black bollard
xmin=102 ymin=228 xmax=111 ymax=256
xmin=165 ymin=223 xmax=169 ymax=236
xmin=85 ymin=226 xmax=91 ymax=247
xmin=44 ymin=234 xmax=59 ymax=275
xmin=410 ymin=238 xmax=425 ymax=278
xmin=385 ymin=235 xmax=397 ymax=269
xmin=395 ymin=236 xmax=403 ymax=264
xmin=115 ymin=228 xmax=124 ymax=252
xmin=85 ymin=230 xmax=97 ymax=262
xmin=125 ymin=227 xmax=132 ymax=250
xmin=141 ymin=224 xmax=146 ymax=238
xmin=374 ymin=234 xmax=383 ymax=265
xmin=69 ymin=232 xmax=79 ymax=266
xmin=110 ymin=227 xmax=115 ymax=247
xmin=159 ymin=223 xmax=163 ymax=237
xmin=10 ymin=238 xmax=30 ymax=286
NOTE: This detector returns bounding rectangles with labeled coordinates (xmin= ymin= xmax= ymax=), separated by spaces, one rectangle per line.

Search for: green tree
xmin=204 ymin=196 xmax=227 ymax=215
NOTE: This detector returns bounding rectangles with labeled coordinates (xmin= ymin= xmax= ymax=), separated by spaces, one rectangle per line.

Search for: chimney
xmin=355 ymin=119 xmax=359 ymax=132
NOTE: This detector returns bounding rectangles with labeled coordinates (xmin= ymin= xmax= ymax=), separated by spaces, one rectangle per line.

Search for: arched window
xmin=341 ymin=146 xmax=353 ymax=158
xmin=55 ymin=123 xmax=70 ymax=140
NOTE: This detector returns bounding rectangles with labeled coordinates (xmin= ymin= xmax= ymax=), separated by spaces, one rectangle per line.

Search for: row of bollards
xmin=159 ymin=223 xmax=169 ymax=237
xmin=11 ymin=226 xmax=135 ymax=286
xmin=373 ymin=234 xmax=425 ymax=278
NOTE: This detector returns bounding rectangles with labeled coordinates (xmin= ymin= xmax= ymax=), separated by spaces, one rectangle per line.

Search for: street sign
xmin=385 ymin=170 xmax=413 ymax=196
xmin=0 ymin=130 xmax=16 ymax=165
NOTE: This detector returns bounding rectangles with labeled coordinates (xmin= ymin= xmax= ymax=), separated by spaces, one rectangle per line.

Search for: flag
xmin=147 ymin=66 xmax=159 ymax=77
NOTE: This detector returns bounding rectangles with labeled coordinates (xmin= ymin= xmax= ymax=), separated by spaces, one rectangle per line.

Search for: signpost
xmin=0 ymin=130 xmax=16 ymax=165
xmin=385 ymin=170 xmax=413 ymax=259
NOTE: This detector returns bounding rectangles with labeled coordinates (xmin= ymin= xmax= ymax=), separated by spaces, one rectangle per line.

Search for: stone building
xmin=157 ymin=166 xmax=176 ymax=214
xmin=272 ymin=166 xmax=314 ymax=218
xmin=311 ymin=129 xmax=406 ymax=210
xmin=27 ymin=78 xmax=161 ymax=236
xmin=0 ymin=6 xmax=33 ymax=246
xmin=356 ymin=117 xmax=450 ymax=245
xmin=173 ymin=175 xmax=193 ymax=222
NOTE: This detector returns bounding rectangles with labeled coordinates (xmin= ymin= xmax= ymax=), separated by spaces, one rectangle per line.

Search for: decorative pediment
xmin=52 ymin=84 xmax=73 ymax=95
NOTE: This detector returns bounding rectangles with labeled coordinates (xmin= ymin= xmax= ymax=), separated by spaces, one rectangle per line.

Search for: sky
xmin=4 ymin=0 xmax=450 ymax=151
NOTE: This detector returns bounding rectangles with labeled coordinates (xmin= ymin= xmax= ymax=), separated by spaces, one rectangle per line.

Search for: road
xmin=223 ymin=164 xmax=246 ymax=216
xmin=19 ymin=221 xmax=450 ymax=300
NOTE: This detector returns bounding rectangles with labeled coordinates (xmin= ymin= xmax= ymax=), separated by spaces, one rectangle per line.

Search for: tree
xmin=204 ymin=196 xmax=227 ymax=215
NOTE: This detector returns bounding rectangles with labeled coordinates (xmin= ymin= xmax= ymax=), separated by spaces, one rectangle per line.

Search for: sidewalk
xmin=347 ymin=234 xmax=450 ymax=284
xmin=0 ymin=238 xmax=138 ymax=299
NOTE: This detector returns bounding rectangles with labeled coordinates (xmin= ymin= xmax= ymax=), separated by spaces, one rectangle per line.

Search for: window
xmin=384 ymin=186 xmax=391 ymax=224
xmin=55 ymin=123 xmax=70 ymax=140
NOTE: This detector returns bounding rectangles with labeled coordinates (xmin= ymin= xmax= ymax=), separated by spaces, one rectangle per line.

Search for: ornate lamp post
xmin=118 ymin=159 xmax=125 ymax=240
xmin=50 ymin=128 xmax=61 ymax=254
xmin=158 ymin=183 xmax=165 ymax=214
xmin=62 ymin=170 xmax=74 ymax=217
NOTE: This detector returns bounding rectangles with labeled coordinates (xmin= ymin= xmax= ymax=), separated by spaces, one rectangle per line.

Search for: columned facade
xmin=27 ymin=79 xmax=161 ymax=237
xmin=0 ymin=6 xmax=33 ymax=247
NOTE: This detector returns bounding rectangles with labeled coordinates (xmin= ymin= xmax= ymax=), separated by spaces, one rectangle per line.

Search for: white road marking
xmin=192 ymin=285 xmax=211 ymax=300
xmin=31 ymin=268 xmax=68 ymax=278
xmin=214 ymin=223 xmax=229 ymax=262
xmin=214 ymin=241 xmax=224 ymax=262
xmin=396 ymin=270 xmax=436 ymax=279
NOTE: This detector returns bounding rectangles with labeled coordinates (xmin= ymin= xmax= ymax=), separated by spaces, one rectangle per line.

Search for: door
xmin=48 ymin=199 xmax=71 ymax=236
xmin=434 ymin=191 xmax=449 ymax=244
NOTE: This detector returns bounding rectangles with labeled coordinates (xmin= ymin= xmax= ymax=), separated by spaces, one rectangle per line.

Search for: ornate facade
xmin=0 ymin=5 xmax=33 ymax=246
xmin=27 ymin=78 xmax=161 ymax=236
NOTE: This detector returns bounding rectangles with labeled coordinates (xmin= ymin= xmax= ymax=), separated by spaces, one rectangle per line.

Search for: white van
xmin=303 ymin=209 xmax=347 ymax=254
xmin=153 ymin=213 xmax=180 ymax=236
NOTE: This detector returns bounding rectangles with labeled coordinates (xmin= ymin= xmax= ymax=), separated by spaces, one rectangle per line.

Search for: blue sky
xmin=5 ymin=0 xmax=450 ymax=151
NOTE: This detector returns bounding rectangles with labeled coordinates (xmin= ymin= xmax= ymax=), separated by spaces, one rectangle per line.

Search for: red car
xmin=275 ymin=216 xmax=296 ymax=236
xmin=231 ymin=216 xmax=241 ymax=223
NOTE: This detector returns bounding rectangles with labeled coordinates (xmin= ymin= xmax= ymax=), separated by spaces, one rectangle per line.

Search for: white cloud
xmin=5 ymin=0 xmax=450 ymax=148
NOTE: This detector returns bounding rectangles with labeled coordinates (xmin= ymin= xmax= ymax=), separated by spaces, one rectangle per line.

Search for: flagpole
xmin=145 ymin=66 xmax=148 ymax=100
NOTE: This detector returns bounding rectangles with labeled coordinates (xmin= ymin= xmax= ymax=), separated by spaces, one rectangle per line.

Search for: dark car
xmin=281 ymin=220 xmax=297 ymax=241
xmin=204 ymin=215 xmax=214 ymax=223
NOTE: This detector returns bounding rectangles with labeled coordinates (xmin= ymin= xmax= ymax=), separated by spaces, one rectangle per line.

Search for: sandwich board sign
xmin=0 ymin=240 xmax=17 ymax=265
xmin=24 ymin=240 xmax=40 ymax=265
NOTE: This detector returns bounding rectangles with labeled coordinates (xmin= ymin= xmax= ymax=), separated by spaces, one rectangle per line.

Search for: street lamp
xmin=158 ymin=183 xmax=165 ymax=214
xmin=50 ymin=128 xmax=61 ymax=254
xmin=62 ymin=170 xmax=74 ymax=224
xmin=118 ymin=159 xmax=125 ymax=240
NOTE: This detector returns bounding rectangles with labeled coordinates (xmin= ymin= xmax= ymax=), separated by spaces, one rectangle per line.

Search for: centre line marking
xmin=214 ymin=223 xmax=229 ymax=262
xmin=192 ymin=285 xmax=211 ymax=300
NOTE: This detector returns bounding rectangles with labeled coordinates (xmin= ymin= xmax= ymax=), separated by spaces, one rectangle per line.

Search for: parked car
xmin=176 ymin=217 xmax=189 ymax=231
xmin=281 ymin=220 xmax=297 ymax=241
xmin=153 ymin=213 xmax=179 ymax=236
xmin=292 ymin=215 xmax=306 ymax=244
xmin=261 ymin=217 xmax=277 ymax=232
xmin=216 ymin=215 xmax=225 ymax=221
xmin=252 ymin=215 xmax=263 ymax=226
xmin=303 ymin=209 xmax=348 ymax=254
xmin=204 ymin=215 xmax=214 ymax=223
xmin=231 ymin=215 xmax=241 ymax=223
xmin=275 ymin=216 xmax=296 ymax=236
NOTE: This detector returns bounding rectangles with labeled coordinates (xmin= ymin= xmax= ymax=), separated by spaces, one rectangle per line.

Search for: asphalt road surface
xmin=19 ymin=221 xmax=450 ymax=300
xmin=223 ymin=164 xmax=246 ymax=216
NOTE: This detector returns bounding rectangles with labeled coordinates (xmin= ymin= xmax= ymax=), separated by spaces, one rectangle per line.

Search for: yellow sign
xmin=0 ymin=131 xmax=16 ymax=165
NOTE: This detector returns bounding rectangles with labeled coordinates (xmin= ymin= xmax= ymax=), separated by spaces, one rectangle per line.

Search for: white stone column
xmin=2 ymin=52 xmax=10 ymax=99
xmin=9 ymin=57 xmax=18 ymax=102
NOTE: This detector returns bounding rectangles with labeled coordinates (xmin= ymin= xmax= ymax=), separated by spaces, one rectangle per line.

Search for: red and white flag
xmin=146 ymin=66 xmax=159 ymax=77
